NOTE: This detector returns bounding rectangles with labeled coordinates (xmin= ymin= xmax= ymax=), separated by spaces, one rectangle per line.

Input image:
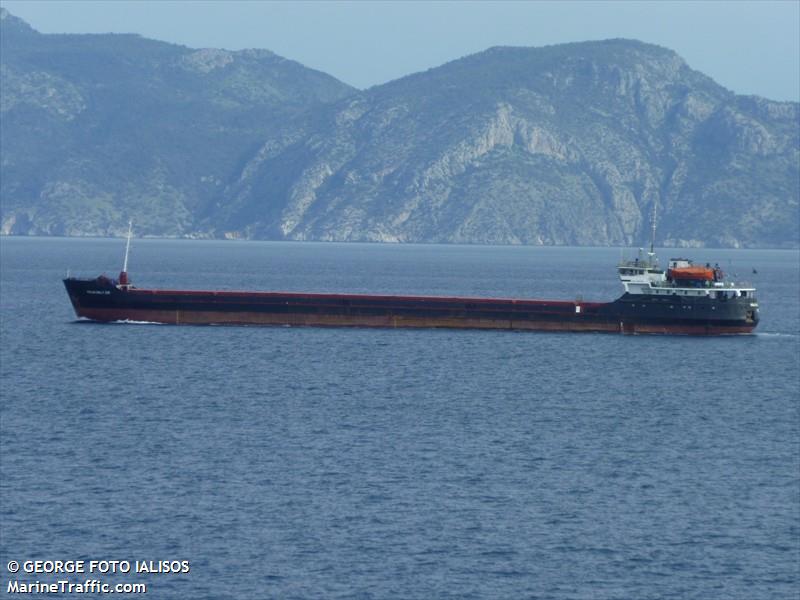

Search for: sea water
xmin=1 ymin=237 xmax=798 ymax=599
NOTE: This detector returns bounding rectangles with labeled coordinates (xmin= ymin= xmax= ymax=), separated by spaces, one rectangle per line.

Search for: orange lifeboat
xmin=668 ymin=266 xmax=715 ymax=281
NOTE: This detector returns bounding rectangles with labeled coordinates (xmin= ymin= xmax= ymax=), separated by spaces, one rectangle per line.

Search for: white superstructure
xmin=617 ymin=249 xmax=757 ymax=303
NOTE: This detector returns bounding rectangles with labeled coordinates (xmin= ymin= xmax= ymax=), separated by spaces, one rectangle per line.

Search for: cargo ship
xmin=63 ymin=228 xmax=759 ymax=335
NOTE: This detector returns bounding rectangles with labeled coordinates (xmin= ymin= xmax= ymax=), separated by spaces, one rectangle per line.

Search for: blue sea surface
xmin=1 ymin=237 xmax=798 ymax=599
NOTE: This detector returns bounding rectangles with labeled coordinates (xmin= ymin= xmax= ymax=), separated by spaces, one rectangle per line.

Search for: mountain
xmin=1 ymin=11 xmax=798 ymax=247
xmin=214 ymin=41 xmax=799 ymax=248
xmin=0 ymin=8 xmax=355 ymax=237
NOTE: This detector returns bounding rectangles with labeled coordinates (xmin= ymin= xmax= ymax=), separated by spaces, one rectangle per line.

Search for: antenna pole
xmin=122 ymin=221 xmax=133 ymax=273
xmin=648 ymin=201 xmax=657 ymax=260
xmin=119 ymin=221 xmax=133 ymax=287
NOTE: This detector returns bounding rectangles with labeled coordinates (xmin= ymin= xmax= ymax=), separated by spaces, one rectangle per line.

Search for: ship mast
xmin=119 ymin=221 xmax=133 ymax=286
xmin=648 ymin=201 xmax=657 ymax=265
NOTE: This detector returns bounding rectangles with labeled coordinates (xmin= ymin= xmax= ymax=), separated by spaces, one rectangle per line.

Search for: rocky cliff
xmin=2 ymin=11 xmax=797 ymax=247
xmin=215 ymin=41 xmax=799 ymax=247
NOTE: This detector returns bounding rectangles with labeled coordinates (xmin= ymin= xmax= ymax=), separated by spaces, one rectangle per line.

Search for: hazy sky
xmin=2 ymin=0 xmax=798 ymax=101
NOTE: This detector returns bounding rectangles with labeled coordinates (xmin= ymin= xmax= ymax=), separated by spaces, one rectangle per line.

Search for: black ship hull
xmin=63 ymin=277 xmax=758 ymax=335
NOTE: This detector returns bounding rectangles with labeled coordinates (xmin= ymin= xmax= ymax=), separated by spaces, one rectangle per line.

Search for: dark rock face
xmin=2 ymin=12 xmax=798 ymax=247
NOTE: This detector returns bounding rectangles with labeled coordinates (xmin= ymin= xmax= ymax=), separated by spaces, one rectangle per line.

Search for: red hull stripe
xmin=75 ymin=307 xmax=755 ymax=335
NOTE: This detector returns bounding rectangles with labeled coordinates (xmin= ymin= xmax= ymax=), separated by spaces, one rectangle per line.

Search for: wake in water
xmin=73 ymin=318 xmax=164 ymax=325
xmin=115 ymin=320 xmax=165 ymax=325
xmin=756 ymin=332 xmax=799 ymax=339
